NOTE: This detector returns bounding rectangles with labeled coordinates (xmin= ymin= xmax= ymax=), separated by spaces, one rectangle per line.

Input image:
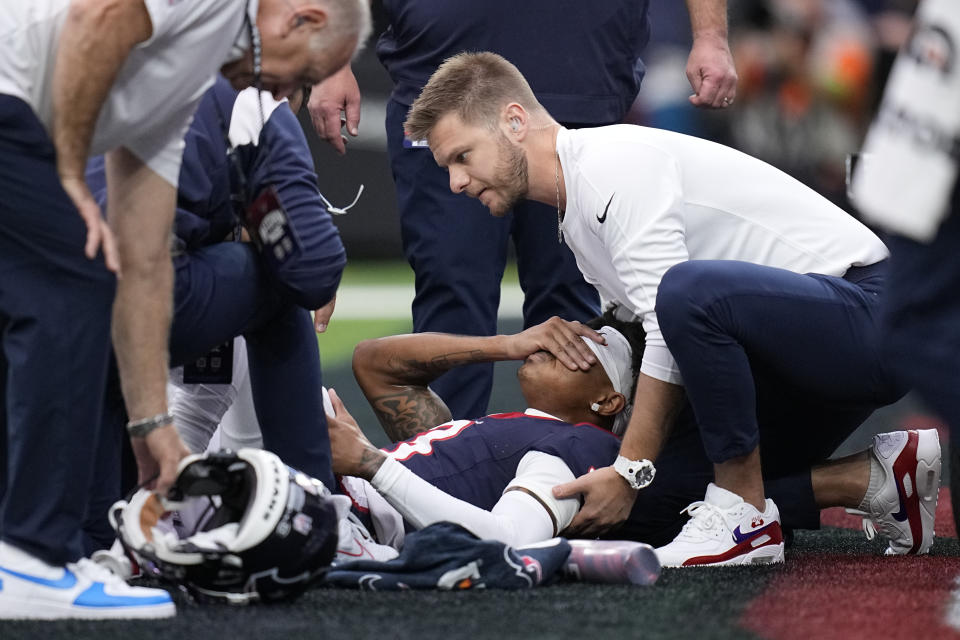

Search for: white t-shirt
xmin=556 ymin=125 xmax=889 ymax=384
xmin=0 ymin=0 xmax=256 ymax=186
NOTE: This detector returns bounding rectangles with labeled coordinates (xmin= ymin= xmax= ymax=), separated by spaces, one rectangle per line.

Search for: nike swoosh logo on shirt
xmin=0 ymin=566 xmax=78 ymax=589
xmin=597 ymin=193 xmax=614 ymax=223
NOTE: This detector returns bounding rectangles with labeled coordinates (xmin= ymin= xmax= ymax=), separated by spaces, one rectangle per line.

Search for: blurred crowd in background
xmin=641 ymin=0 xmax=917 ymax=207
xmin=318 ymin=0 xmax=920 ymax=258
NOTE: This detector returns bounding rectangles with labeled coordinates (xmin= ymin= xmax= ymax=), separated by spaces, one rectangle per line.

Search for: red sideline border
xmin=740 ymin=549 xmax=960 ymax=639
xmin=741 ymin=422 xmax=959 ymax=638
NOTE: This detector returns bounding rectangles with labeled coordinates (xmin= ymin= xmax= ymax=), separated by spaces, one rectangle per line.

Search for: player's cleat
xmin=655 ymin=483 xmax=784 ymax=567
xmin=0 ymin=542 xmax=175 ymax=620
xmin=849 ymin=429 xmax=941 ymax=555
xmin=334 ymin=511 xmax=400 ymax=564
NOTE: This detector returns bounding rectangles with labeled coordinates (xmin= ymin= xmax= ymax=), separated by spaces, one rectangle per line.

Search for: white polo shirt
xmin=556 ymin=125 xmax=889 ymax=385
xmin=0 ymin=0 xmax=256 ymax=186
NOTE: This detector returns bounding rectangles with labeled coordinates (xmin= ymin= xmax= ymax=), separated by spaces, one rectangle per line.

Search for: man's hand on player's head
xmin=553 ymin=466 xmax=638 ymax=537
xmin=326 ymin=388 xmax=385 ymax=479
xmin=505 ymin=316 xmax=605 ymax=371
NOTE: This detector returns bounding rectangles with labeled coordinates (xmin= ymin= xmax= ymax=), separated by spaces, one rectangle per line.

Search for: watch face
xmin=637 ymin=465 xmax=655 ymax=487
xmin=615 ymin=456 xmax=656 ymax=489
xmin=634 ymin=461 xmax=656 ymax=489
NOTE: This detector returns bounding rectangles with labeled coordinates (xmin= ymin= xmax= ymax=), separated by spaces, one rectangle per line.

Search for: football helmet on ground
xmin=111 ymin=449 xmax=340 ymax=604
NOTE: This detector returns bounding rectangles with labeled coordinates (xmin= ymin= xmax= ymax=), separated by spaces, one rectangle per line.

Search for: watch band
xmin=613 ymin=455 xmax=656 ymax=490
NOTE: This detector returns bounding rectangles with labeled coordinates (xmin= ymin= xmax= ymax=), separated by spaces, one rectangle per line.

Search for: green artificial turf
xmin=338 ymin=260 xmax=415 ymax=287
xmin=317 ymin=317 xmax=412 ymax=369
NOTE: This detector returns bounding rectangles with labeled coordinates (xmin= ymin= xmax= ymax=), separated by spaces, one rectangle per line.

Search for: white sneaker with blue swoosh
xmin=655 ymin=483 xmax=784 ymax=567
xmin=0 ymin=542 xmax=174 ymax=619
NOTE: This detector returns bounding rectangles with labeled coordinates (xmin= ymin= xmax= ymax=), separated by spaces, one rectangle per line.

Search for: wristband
xmin=126 ymin=413 xmax=174 ymax=439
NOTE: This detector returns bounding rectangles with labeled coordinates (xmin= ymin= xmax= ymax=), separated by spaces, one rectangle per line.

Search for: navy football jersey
xmin=383 ymin=410 xmax=621 ymax=511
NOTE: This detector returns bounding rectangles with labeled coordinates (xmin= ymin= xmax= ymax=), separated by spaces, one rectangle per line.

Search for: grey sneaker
xmin=854 ymin=429 xmax=942 ymax=555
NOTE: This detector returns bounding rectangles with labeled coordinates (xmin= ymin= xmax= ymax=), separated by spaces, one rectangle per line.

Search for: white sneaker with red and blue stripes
xmin=655 ymin=483 xmax=784 ymax=567
xmin=852 ymin=429 xmax=941 ymax=555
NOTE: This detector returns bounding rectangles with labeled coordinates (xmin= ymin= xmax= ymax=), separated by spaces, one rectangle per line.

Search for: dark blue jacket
xmin=87 ymin=77 xmax=346 ymax=311
xmin=377 ymin=0 xmax=650 ymax=124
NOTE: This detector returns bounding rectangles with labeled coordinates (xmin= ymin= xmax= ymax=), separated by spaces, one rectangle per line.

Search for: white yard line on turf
xmin=334 ymin=283 xmax=525 ymax=319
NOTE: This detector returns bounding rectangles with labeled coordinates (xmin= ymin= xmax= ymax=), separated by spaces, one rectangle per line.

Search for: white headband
xmin=580 ymin=326 xmax=634 ymax=435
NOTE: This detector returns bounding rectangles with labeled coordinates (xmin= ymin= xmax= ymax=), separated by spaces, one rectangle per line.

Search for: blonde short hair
xmin=405 ymin=52 xmax=544 ymax=141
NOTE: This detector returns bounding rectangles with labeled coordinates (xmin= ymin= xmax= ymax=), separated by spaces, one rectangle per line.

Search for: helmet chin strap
xmin=112 ymin=489 xmax=211 ymax=570
xmin=111 ymin=451 xmax=247 ymax=569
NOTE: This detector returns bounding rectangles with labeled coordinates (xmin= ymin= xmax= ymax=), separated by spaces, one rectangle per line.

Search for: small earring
xmin=590 ymin=402 xmax=600 ymax=412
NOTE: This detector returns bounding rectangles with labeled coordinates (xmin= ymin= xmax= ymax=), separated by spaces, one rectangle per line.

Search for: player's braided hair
xmin=586 ymin=308 xmax=645 ymax=402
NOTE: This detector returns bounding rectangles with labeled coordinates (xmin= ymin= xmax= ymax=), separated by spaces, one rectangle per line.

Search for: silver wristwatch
xmin=613 ymin=455 xmax=656 ymax=490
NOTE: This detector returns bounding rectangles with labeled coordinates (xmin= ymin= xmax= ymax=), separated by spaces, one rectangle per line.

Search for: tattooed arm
xmin=351 ymin=318 xmax=604 ymax=441
xmin=352 ymin=333 xmax=504 ymax=441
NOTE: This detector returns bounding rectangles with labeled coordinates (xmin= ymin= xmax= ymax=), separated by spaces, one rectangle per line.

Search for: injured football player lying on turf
xmin=162 ymin=314 xmax=941 ymax=567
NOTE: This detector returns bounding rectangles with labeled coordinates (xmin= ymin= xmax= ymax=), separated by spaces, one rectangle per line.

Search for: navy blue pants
xmin=648 ymin=260 xmax=904 ymax=526
xmin=882 ymin=187 xmax=960 ymax=534
xmin=387 ymin=100 xmax=600 ymax=419
xmin=620 ymin=401 xmax=850 ymax=546
xmin=170 ymin=243 xmax=334 ymax=488
xmin=85 ymin=243 xmax=335 ymax=551
xmin=883 ymin=206 xmax=960 ymax=432
xmin=0 ymin=96 xmax=117 ymax=565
